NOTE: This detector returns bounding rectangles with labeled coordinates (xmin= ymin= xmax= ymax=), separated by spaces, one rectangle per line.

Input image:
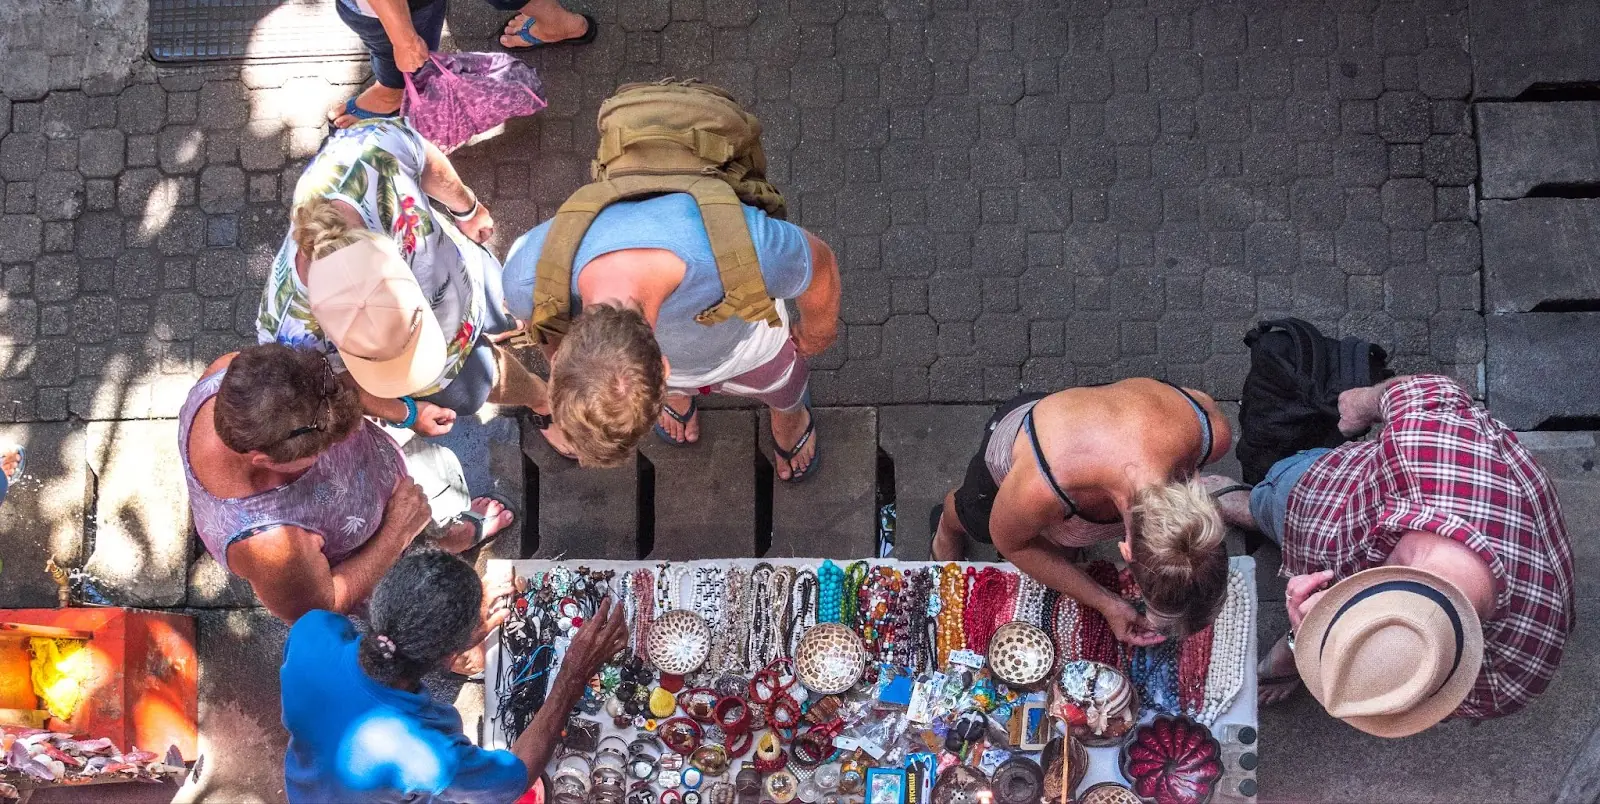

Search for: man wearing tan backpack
xmin=503 ymin=80 xmax=841 ymax=480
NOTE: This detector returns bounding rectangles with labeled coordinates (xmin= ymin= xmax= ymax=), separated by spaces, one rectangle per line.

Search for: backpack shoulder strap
xmin=529 ymin=175 xmax=781 ymax=344
xmin=680 ymin=176 xmax=781 ymax=328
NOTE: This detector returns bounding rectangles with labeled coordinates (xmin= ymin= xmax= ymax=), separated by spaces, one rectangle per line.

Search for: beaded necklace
xmin=1197 ymin=569 xmax=1252 ymax=725
xmin=1015 ymin=575 xmax=1047 ymax=630
xmin=768 ymin=567 xmax=797 ymax=665
xmin=818 ymin=560 xmax=844 ymax=623
xmin=1078 ymin=562 xmax=1122 ymax=666
xmin=1177 ymin=623 xmax=1214 ymax=715
xmin=713 ymin=567 xmax=751 ymax=673
xmin=841 ymin=562 xmax=868 ymax=628
xmin=747 ymin=564 xmax=776 ymax=671
xmin=1119 ymin=569 xmax=1179 ymax=713
xmin=787 ymin=570 xmax=819 ymax=659
xmin=630 ymin=568 xmax=655 ymax=655
xmin=895 ymin=568 xmax=933 ymax=673
xmin=692 ymin=567 xmax=726 ymax=628
xmin=857 ymin=567 xmax=901 ymax=662
xmin=934 ymin=564 xmax=966 ymax=667
xmin=962 ymin=567 xmax=1014 ymax=653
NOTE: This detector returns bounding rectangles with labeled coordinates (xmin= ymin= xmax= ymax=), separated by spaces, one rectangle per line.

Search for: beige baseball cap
xmin=307 ymin=237 xmax=446 ymax=399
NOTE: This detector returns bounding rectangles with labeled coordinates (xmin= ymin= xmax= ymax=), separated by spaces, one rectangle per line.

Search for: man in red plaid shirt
xmin=1211 ymin=374 xmax=1574 ymax=735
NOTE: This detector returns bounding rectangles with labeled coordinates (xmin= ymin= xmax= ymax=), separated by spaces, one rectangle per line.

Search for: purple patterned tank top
xmin=179 ymin=371 xmax=406 ymax=573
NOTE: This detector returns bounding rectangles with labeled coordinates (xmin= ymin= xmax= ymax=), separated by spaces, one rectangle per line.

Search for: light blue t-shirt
xmin=503 ymin=194 xmax=814 ymax=378
xmin=280 ymin=611 xmax=529 ymax=804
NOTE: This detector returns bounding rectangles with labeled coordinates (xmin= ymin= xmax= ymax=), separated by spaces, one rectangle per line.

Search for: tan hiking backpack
xmin=528 ymin=78 xmax=787 ymax=344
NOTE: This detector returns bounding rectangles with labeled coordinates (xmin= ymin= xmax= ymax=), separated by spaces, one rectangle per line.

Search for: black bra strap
xmin=1162 ymin=381 xmax=1214 ymax=475
xmin=1023 ymin=408 xmax=1079 ymax=517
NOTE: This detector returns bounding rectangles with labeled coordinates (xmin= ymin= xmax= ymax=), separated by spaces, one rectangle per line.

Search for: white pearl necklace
xmin=1016 ymin=575 xmax=1047 ymax=629
xmin=710 ymin=567 xmax=750 ymax=674
xmin=1197 ymin=568 xmax=1253 ymax=725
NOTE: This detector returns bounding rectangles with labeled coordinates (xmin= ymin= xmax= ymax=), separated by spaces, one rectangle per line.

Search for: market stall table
xmin=486 ymin=557 xmax=1259 ymax=804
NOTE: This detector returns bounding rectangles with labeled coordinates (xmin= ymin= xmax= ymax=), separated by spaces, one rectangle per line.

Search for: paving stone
xmin=878 ymin=404 xmax=995 ymax=561
xmin=1477 ymin=102 xmax=1600 ymax=199
xmin=84 ymin=419 xmax=190 ymax=606
xmin=522 ymin=421 xmax=639 ymax=560
xmin=1471 ymin=0 xmax=1600 ymax=99
xmin=169 ymin=609 xmax=290 ymax=804
xmin=763 ymin=407 xmax=877 ymax=558
xmin=1486 ymin=313 xmax=1600 ymax=429
xmin=1482 ymin=198 xmax=1600 ymax=313
xmin=0 ymin=422 xmax=86 ymax=607
xmin=639 ymin=409 xmax=757 ymax=560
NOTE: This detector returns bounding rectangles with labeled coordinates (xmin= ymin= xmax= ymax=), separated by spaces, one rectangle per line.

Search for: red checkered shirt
xmin=1281 ymin=375 xmax=1575 ymax=719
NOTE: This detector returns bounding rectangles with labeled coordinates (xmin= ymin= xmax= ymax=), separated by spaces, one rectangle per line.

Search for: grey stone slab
xmin=639 ymin=409 xmax=758 ymax=560
xmin=523 ymin=422 xmax=640 ymax=561
xmin=1486 ymin=312 xmax=1600 ymax=429
xmin=1471 ymin=0 xmax=1600 ymax=100
xmin=1476 ymin=102 xmax=1600 ymax=199
xmin=763 ymin=407 xmax=877 ymax=558
xmin=186 ymin=550 xmax=258 ymax=608
xmin=171 ymin=609 xmax=290 ymax=804
xmin=1516 ymin=431 xmax=1600 ymax=601
xmin=0 ymin=422 xmax=85 ymax=607
xmin=84 ymin=419 xmax=190 ymax=606
xmin=877 ymin=404 xmax=994 ymax=561
xmin=1482 ymin=198 xmax=1600 ymax=313
xmin=1260 ymin=595 xmax=1600 ymax=803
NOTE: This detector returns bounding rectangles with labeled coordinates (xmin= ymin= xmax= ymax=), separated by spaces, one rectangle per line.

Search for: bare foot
xmin=500 ymin=11 xmax=590 ymax=48
xmin=538 ymin=422 xmax=577 ymax=460
xmin=1199 ymin=473 xmax=1258 ymax=531
xmin=438 ymin=497 xmax=515 ymax=554
xmin=1 ymin=446 xmax=21 ymax=483
xmin=327 ymin=84 xmax=403 ymax=128
xmin=1258 ymin=632 xmax=1302 ymax=706
xmin=770 ymin=405 xmax=816 ymax=481
xmin=657 ymin=394 xmax=700 ymax=444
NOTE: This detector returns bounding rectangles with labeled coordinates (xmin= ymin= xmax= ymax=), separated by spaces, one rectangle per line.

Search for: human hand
xmin=457 ymin=201 xmax=495 ymax=244
xmin=1336 ymin=386 xmax=1381 ymax=437
xmin=563 ymin=599 xmax=630 ymax=680
xmin=466 ymin=569 xmax=517 ymax=647
xmin=1100 ymin=598 xmax=1166 ymax=647
xmin=1286 ymin=569 xmax=1336 ymax=631
xmin=412 ymin=401 xmax=457 ymax=436
xmin=792 ymin=314 xmax=838 ymax=358
xmin=393 ymin=30 xmax=430 ymax=74
xmin=382 ymin=478 xmax=432 ymax=544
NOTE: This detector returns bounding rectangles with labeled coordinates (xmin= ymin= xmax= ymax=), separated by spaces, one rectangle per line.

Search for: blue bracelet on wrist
xmin=396 ymin=396 xmax=418 ymax=429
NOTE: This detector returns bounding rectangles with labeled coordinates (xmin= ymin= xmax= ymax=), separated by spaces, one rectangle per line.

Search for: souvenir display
xmin=490 ymin=559 xmax=1256 ymax=804
xmin=795 ymin=623 xmax=868 ymax=695
xmin=0 ymin=732 xmax=184 ymax=789
xmin=1121 ymin=715 xmax=1224 ymax=804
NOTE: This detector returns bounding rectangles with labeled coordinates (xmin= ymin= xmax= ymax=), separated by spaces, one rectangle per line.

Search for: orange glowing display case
xmin=0 ymin=608 xmax=197 ymax=760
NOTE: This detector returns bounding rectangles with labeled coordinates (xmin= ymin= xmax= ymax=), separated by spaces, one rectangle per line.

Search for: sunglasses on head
xmin=275 ymin=358 xmax=340 ymax=445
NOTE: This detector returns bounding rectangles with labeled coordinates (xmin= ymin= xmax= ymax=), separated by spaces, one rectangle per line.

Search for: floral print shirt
xmin=256 ymin=119 xmax=493 ymax=397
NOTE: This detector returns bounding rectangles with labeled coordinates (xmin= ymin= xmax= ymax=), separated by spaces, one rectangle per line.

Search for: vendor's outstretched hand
xmin=1102 ymin=598 xmax=1166 ymax=647
xmin=564 ymin=599 xmax=629 ymax=679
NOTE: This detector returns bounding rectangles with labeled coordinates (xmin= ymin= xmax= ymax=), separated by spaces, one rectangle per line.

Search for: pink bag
xmin=402 ymin=52 xmax=547 ymax=152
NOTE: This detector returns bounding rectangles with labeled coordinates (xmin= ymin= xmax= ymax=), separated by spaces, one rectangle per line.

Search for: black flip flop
xmin=653 ymin=395 xmax=699 ymax=446
xmin=454 ymin=493 xmax=519 ymax=553
xmin=773 ymin=403 xmax=820 ymax=483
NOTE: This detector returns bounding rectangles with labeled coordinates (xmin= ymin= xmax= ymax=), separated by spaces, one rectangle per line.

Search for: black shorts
xmin=951 ymin=393 xmax=1049 ymax=545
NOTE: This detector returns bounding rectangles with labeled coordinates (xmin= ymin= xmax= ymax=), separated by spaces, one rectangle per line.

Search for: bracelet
xmin=447 ymin=190 xmax=480 ymax=222
xmin=394 ymin=396 xmax=418 ymax=429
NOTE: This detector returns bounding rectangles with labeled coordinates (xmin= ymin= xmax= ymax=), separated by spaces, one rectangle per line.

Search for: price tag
xmin=949 ymin=649 xmax=986 ymax=669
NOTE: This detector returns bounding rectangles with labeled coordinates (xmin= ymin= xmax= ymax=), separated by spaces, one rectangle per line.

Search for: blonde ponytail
xmin=292 ymin=196 xmax=371 ymax=260
xmin=1127 ymin=478 xmax=1229 ymax=637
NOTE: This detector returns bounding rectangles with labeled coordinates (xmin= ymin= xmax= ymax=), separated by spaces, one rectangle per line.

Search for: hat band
xmin=1318 ymin=579 xmax=1465 ymax=699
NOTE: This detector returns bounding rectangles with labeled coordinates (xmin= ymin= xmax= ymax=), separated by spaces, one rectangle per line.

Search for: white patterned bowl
xmin=988 ymin=620 xmax=1055 ymax=689
xmin=794 ymin=623 xmax=867 ymax=694
xmin=648 ymin=609 xmax=711 ymax=676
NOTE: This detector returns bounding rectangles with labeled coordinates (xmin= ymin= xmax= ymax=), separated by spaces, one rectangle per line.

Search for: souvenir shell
xmin=794 ymin=623 xmax=868 ymax=695
xmin=648 ymin=610 xmax=712 ymax=676
xmin=1078 ymin=782 xmax=1143 ymax=804
xmin=988 ymin=621 xmax=1056 ymax=688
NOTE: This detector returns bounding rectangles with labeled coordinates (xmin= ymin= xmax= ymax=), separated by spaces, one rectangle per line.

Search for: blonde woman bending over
xmin=931 ymin=379 xmax=1234 ymax=645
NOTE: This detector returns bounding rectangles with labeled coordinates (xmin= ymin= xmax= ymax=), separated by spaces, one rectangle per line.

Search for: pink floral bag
xmin=402 ymin=52 xmax=547 ymax=152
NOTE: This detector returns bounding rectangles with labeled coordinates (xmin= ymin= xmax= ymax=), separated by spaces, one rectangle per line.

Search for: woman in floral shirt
xmin=257 ymin=119 xmax=571 ymax=456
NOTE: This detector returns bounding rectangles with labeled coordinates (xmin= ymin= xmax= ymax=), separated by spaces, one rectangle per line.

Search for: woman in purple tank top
xmin=180 ymin=344 xmax=515 ymax=623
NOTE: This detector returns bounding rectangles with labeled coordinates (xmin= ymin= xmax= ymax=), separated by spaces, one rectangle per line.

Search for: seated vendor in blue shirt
xmin=279 ymin=549 xmax=628 ymax=803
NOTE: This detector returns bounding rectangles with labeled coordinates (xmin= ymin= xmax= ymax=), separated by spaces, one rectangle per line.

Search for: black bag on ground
xmin=1236 ymin=317 xmax=1393 ymax=485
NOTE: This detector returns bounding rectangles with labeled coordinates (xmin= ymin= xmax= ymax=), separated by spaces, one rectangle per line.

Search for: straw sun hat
xmin=1293 ymin=565 xmax=1484 ymax=738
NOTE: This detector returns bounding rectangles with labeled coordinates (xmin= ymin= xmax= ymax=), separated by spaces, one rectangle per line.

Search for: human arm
xmin=417 ymin=137 xmax=494 ymax=243
xmin=508 ymin=599 xmax=630 ymax=779
xmin=791 ymin=231 xmax=840 ymax=357
xmin=366 ymin=0 xmax=430 ymax=73
xmin=1336 ymin=375 xmax=1420 ymax=436
xmin=340 ymin=372 xmax=458 ymax=436
xmin=989 ymin=477 xmax=1165 ymax=646
xmin=226 ymin=478 xmax=433 ymax=622
xmin=1284 ymin=569 xmax=1336 ymax=632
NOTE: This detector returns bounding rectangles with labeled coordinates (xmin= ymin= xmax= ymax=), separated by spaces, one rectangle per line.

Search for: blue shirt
xmin=503 ymin=194 xmax=814 ymax=378
xmin=280 ymin=611 xmax=529 ymax=804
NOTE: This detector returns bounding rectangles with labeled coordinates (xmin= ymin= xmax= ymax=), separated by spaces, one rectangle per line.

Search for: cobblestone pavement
xmin=0 ymin=0 xmax=1481 ymax=424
